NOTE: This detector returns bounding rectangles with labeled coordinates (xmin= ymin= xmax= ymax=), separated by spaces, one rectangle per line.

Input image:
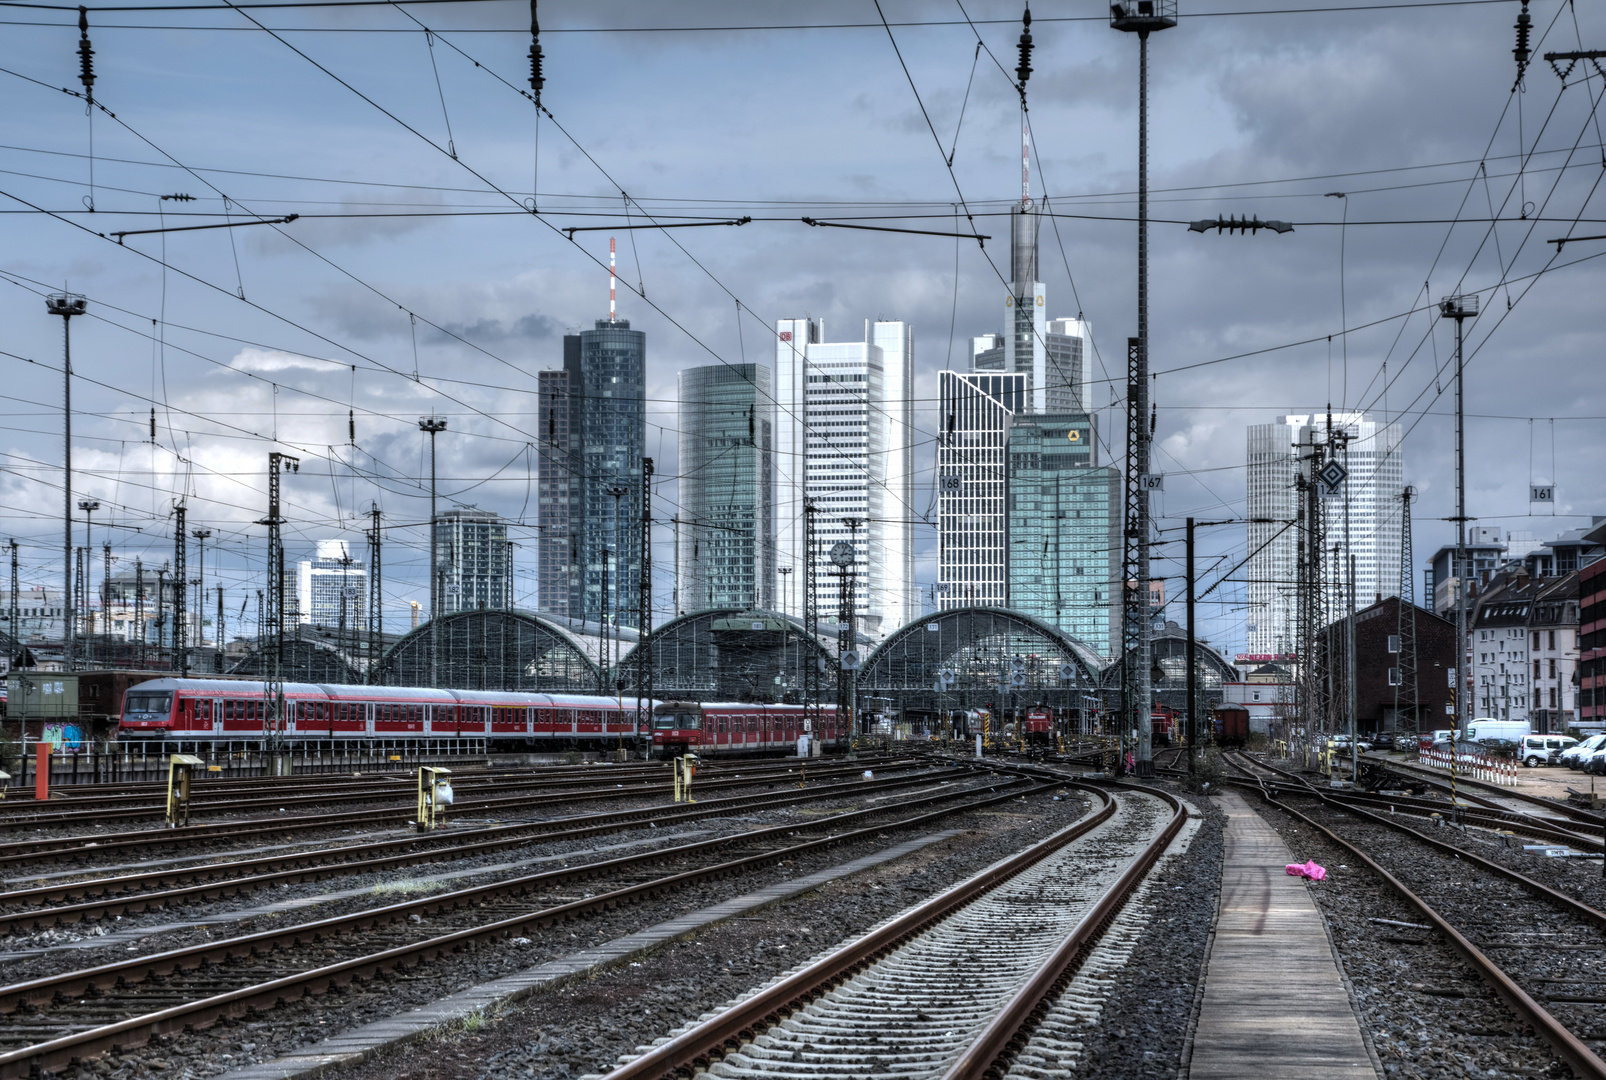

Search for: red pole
xmin=35 ymin=742 xmax=50 ymax=801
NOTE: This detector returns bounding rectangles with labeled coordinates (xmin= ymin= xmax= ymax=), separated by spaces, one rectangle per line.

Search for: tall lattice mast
xmin=636 ymin=457 xmax=654 ymax=751
xmin=258 ymin=452 xmax=298 ymax=751
xmin=173 ymin=502 xmax=187 ymax=677
xmin=803 ymin=499 xmax=819 ymax=737
xmin=1393 ymin=485 xmax=1419 ymax=732
xmin=366 ymin=503 xmax=383 ymax=682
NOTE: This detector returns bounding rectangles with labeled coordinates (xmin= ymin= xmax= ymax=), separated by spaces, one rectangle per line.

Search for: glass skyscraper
xmin=674 ymin=364 xmax=774 ymax=614
xmin=576 ymin=319 xmax=646 ymax=630
xmin=937 ymin=372 xmax=1025 ymax=609
xmin=1006 ymin=414 xmax=1122 ymax=659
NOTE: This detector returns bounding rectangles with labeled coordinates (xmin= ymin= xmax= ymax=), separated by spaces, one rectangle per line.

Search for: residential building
xmin=1244 ymin=413 xmax=1404 ymax=655
xmin=936 ymin=372 xmax=1023 ymax=610
xmin=434 ymin=507 xmax=513 ymax=615
xmin=1469 ymin=565 xmax=1582 ymax=731
xmin=773 ymin=318 xmax=915 ymax=638
xmin=536 ymin=363 xmax=578 ymax=621
xmin=674 ymin=363 xmax=775 ymax=614
xmin=1428 ymin=526 xmax=1508 ymax=619
xmin=0 ymin=587 xmax=68 ymax=643
xmin=296 ymin=540 xmax=367 ymax=629
xmin=1004 ymin=413 xmax=1122 ymax=657
xmin=1580 ymin=520 xmax=1606 ymax=731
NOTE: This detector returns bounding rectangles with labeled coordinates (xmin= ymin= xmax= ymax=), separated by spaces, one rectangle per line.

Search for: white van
xmin=1464 ymin=718 xmax=1532 ymax=745
xmin=1517 ymin=734 xmax=1576 ymax=768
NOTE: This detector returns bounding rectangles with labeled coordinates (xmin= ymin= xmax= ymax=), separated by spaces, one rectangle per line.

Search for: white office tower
xmin=1245 ymin=416 xmax=1311 ymax=655
xmin=774 ymin=318 xmax=915 ymax=637
xmin=1244 ymin=413 xmax=1405 ymax=655
xmin=296 ymin=539 xmax=367 ymax=628
xmin=937 ymin=372 xmax=1026 ymax=608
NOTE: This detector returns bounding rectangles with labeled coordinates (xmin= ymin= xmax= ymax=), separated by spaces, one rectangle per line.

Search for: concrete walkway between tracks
xmin=1184 ymin=790 xmax=1380 ymax=1080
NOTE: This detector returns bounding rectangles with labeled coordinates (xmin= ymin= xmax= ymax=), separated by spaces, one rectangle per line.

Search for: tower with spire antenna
xmin=538 ymin=237 xmax=647 ymax=629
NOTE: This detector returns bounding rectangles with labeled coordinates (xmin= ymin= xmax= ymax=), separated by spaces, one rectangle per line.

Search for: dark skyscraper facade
xmin=536 ymin=362 xmax=577 ymax=621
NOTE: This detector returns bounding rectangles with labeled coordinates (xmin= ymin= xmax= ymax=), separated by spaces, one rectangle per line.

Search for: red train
xmin=1024 ymin=706 xmax=1055 ymax=746
xmin=651 ymin=700 xmax=842 ymax=759
xmin=116 ymin=678 xmax=838 ymax=757
xmin=1150 ymin=705 xmax=1177 ymax=746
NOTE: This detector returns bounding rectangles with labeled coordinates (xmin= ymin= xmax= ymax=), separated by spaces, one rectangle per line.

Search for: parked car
xmin=1516 ymin=734 xmax=1576 ymax=767
xmin=1584 ymin=746 xmax=1606 ymax=776
xmin=1331 ymin=734 xmax=1374 ymax=753
xmin=1466 ymin=718 xmax=1533 ymax=744
xmin=1372 ymin=732 xmax=1398 ymax=751
xmin=1561 ymin=734 xmax=1606 ymax=769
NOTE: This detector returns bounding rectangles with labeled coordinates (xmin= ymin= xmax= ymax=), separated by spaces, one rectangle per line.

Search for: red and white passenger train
xmin=117 ymin=679 xmax=843 ymax=758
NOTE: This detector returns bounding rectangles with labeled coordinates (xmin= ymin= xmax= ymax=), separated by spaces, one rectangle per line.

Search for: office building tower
xmin=675 ymin=363 xmax=775 ymax=614
xmin=539 ymin=317 xmax=646 ymax=631
xmin=537 ymin=364 xmax=579 ymax=620
xmin=435 ymin=507 xmax=513 ymax=614
xmin=774 ymin=317 xmax=915 ymax=637
xmin=1245 ymin=413 xmax=1404 ymax=655
xmin=937 ymin=372 xmax=1025 ymax=608
xmin=296 ymin=540 xmax=367 ymax=628
xmin=1006 ymin=413 xmax=1123 ymax=657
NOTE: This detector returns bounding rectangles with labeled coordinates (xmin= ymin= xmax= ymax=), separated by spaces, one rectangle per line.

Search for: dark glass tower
xmin=574 ymin=319 xmax=646 ymax=630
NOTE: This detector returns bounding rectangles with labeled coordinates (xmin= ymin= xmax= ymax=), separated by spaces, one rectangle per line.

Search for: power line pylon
xmin=636 ymin=457 xmax=654 ymax=756
xmin=1393 ymin=485 xmax=1419 ymax=734
xmin=173 ymin=502 xmax=187 ymax=677
xmin=367 ymin=503 xmax=382 ymax=683
xmin=803 ymin=499 xmax=819 ymax=742
xmin=257 ymin=452 xmax=299 ymax=758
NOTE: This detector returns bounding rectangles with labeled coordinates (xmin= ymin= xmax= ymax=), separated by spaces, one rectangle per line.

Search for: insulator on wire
xmin=77 ymin=6 xmax=95 ymax=101
xmin=528 ymin=0 xmax=545 ymax=104
xmin=1513 ymin=0 xmax=1531 ymax=85
xmin=1015 ymin=6 xmax=1033 ymax=93
xmin=149 ymin=408 xmax=156 ymax=442
xmin=348 ymin=409 xmax=355 ymax=443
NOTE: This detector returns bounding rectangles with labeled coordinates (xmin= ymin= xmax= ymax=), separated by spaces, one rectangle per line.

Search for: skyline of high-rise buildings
xmin=434 ymin=506 xmax=512 ymax=616
xmin=296 ymin=539 xmax=367 ymax=629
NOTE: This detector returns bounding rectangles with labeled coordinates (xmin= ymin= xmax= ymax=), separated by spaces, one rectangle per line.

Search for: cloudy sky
xmin=2 ymin=0 xmax=1602 ymax=655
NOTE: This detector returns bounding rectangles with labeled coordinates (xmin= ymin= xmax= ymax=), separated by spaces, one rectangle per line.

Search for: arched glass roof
xmin=376 ymin=608 xmax=600 ymax=691
xmin=616 ymin=608 xmax=833 ymax=703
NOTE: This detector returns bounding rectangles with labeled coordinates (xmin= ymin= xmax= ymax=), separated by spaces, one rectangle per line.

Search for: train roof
xmin=122 ymin=679 xmax=662 ymax=709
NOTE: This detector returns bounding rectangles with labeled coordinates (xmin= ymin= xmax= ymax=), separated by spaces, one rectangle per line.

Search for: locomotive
xmin=651 ymin=700 xmax=843 ymax=759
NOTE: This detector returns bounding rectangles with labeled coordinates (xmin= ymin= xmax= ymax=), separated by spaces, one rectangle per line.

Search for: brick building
xmin=1323 ymin=596 xmax=1457 ymax=735
xmin=1581 ymin=521 xmax=1606 ymax=731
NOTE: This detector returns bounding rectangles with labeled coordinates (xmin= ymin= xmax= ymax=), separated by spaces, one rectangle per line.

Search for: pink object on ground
xmin=1285 ymin=860 xmax=1327 ymax=881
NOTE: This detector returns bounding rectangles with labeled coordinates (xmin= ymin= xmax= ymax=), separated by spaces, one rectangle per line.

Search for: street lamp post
xmin=48 ymin=292 xmax=87 ymax=671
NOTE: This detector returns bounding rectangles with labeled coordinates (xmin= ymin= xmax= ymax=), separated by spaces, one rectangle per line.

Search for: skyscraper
xmin=1245 ymin=412 xmax=1404 ymax=655
xmin=296 ymin=540 xmax=367 ymax=628
xmin=536 ymin=363 xmax=578 ymax=621
xmin=1006 ymin=414 xmax=1123 ymax=657
xmin=537 ymin=317 xmax=646 ymax=631
xmin=675 ymin=363 xmax=775 ymax=614
xmin=937 ymin=372 xmax=1025 ymax=608
xmin=434 ymin=507 xmax=512 ymax=614
xmin=774 ymin=318 xmax=914 ymax=637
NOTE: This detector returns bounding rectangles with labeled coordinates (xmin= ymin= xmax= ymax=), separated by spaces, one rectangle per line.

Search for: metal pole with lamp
xmin=48 ymin=293 xmax=88 ymax=672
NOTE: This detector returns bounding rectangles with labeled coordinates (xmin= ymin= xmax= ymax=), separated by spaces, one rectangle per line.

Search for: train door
xmin=210 ymin=698 xmax=222 ymax=736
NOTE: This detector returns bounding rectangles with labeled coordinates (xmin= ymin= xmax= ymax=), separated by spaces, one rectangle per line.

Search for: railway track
xmin=595 ymin=780 xmax=1186 ymax=1080
xmin=1230 ymin=752 xmax=1606 ymax=1079
xmin=0 ymin=758 xmax=899 ymax=871
xmin=0 ymin=769 xmax=1066 ymax=1079
xmin=2 ymin=757 xmax=900 ymax=828
xmin=0 ymin=764 xmax=970 ymax=934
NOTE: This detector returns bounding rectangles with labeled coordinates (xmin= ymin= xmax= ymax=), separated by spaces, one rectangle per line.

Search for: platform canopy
xmin=227 ymin=636 xmax=363 ymax=684
xmin=857 ymin=606 xmax=1106 ymax=717
xmin=615 ymin=608 xmax=834 ymax=703
xmin=376 ymin=609 xmax=600 ymax=692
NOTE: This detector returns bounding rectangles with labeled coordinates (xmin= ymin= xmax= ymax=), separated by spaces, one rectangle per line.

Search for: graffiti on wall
xmin=41 ymin=724 xmax=84 ymax=752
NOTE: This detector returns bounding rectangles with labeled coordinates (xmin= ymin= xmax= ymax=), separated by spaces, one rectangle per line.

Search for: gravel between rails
xmin=68 ymin=791 xmax=1093 ymax=1080
xmin=23 ymin=787 xmax=1088 ymax=1080
xmin=1251 ymin=792 xmax=1569 ymax=1079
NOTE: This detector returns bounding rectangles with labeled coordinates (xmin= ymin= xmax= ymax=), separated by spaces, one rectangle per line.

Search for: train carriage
xmin=651 ymin=700 xmax=843 ymax=759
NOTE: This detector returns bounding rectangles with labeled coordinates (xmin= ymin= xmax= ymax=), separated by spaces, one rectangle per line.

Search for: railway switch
xmin=417 ymin=766 xmax=454 ymax=830
xmin=166 ymin=754 xmax=205 ymax=827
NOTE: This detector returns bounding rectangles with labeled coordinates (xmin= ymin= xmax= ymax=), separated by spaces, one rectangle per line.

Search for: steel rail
xmin=1236 ymin=763 xmax=1606 ymax=1080
xmin=1 ymin=757 xmax=910 ymax=826
xmin=0 ymin=774 xmax=1046 ymax=1014
xmin=0 ymin=779 xmax=1067 ymax=1078
xmin=941 ymin=783 xmax=1187 ymax=1080
xmin=1377 ymin=757 xmax=1606 ymax=827
xmin=0 ymin=768 xmax=986 ymax=933
xmin=593 ymin=782 xmax=1132 ymax=1080
xmin=0 ymin=760 xmax=900 ymax=867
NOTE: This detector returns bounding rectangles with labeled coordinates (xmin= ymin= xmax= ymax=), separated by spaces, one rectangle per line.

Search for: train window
xmin=127 ymin=692 xmax=172 ymax=714
xmin=677 ymin=712 xmax=699 ymax=730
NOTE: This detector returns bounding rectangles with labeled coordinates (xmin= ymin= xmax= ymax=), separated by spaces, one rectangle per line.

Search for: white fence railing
xmin=1417 ymin=746 xmax=1517 ymax=786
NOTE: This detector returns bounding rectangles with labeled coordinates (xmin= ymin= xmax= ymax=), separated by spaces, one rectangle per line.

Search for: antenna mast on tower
xmin=609 ymin=237 xmax=617 ymax=322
